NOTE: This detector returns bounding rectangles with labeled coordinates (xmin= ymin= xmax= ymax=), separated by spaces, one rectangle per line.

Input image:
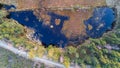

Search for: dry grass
xmin=42 ymin=0 xmax=106 ymax=8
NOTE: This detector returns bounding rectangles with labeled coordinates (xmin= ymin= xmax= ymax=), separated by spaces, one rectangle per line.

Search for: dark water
xmin=84 ymin=7 xmax=115 ymax=38
xmin=5 ymin=6 xmax=115 ymax=47
xmin=9 ymin=11 xmax=69 ymax=47
xmin=3 ymin=4 xmax=16 ymax=10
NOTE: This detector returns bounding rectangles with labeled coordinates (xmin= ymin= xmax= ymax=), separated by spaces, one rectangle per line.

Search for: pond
xmin=84 ymin=7 xmax=115 ymax=38
xmin=5 ymin=5 xmax=115 ymax=47
xmin=9 ymin=11 xmax=69 ymax=47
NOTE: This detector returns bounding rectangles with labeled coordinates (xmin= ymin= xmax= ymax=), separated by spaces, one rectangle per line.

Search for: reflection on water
xmin=7 ymin=6 xmax=115 ymax=47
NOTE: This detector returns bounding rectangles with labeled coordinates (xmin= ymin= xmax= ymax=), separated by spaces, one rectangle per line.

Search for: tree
xmin=65 ymin=46 xmax=77 ymax=61
xmin=47 ymin=46 xmax=62 ymax=61
xmin=63 ymin=56 xmax=70 ymax=68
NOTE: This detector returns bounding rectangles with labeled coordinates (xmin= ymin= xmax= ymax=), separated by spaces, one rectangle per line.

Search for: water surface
xmin=9 ymin=11 xmax=69 ymax=47
xmin=84 ymin=7 xmax=115 ymax=38
xmin=7 ymin=6 xmax=115 ymax=47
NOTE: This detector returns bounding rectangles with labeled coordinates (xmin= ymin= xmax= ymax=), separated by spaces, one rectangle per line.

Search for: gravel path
xmin=0 ymin=40 xmax=74 ymax=68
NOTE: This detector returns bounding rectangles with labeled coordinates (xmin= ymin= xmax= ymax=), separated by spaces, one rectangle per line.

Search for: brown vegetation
xmin=42 ymin=0 xmax=106 ymax=9
xmin=0 ymin=0 xmax=106 ymax=10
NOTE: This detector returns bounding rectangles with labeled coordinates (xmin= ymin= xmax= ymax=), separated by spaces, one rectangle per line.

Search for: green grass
xmin=0 ymin=47 xmax=33 ymax=68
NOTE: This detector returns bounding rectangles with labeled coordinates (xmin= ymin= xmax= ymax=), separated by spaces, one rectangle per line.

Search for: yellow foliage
xmin=99 ymin=55 xmax=110 ymax=64
xmin=28 ymin=45 xmax=46 ymax=58
xmin=48 ymin=48 xmax=54 ymax=58
xmin=47 ymin=46 xmax=62 ymax=61
xmin=28 ymin=49 xmax=35 ymax=59
xmin=67 ymin=46 xmax=77 ymax=54
xmin=95 ymin=64 xmax=101 ymax=68
xmin=37 ymin=46 xmax=46 ymax=58
xmin=63 ymin=57 xmax=70 ymax=68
